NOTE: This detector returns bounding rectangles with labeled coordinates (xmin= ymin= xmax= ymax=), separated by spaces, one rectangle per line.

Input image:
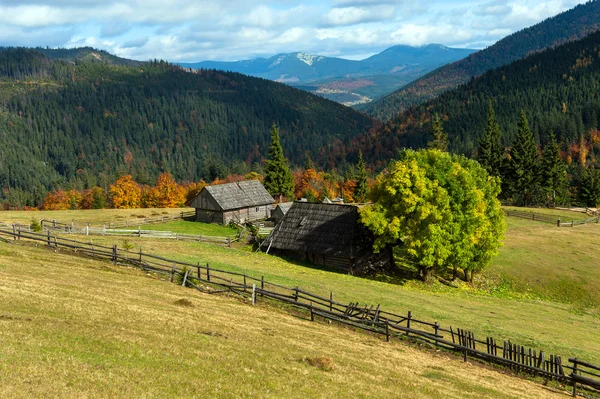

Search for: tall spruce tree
xmin=354 ymin=150 xmax=368 ymax=203
xmin=263 ymin=124 xmax=294 ymax=202
xmin=579 ymin=167 xmax=600 ymax=207
xmin=510 ymin=111 xmax=540 ymax=206
xmin=427 ymin=114 xmax=448 ymax=152
xmin=478 ymin=100 xmax=504 ymax=177
xmin=541 ymin=134 xmax=569 ymax=206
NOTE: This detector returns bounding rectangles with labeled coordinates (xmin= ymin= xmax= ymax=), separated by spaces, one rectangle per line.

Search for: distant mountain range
xmin=179 ymin=45 xmax=475 ymax=106
xmin=364 ymin=0 xmax=600 ymax=121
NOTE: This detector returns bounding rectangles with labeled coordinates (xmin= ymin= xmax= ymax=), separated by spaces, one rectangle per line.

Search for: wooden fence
xmin=503 ymin=209 xmax=600 ymax=227
xmin=0 ymin=225 xmax=598 ymax=397
xmin=41 ymin=210 xmax=196 ymax=230
xmin=39 ymin=216 xmax=237 ymax=247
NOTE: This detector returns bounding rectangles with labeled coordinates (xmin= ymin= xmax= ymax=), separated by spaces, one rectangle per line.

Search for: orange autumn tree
xmin=41 ymin=189 xmax=70 ymax=210
xmin=80 ymin=187 xmax=107 ymax=209
xmin=149 ymin=172 xmax=186 ymax=208
xmin=110 ymin=175 xmax=141 ymax=209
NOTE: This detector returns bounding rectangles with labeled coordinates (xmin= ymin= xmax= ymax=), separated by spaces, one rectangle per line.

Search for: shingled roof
xmin=201 ymin=180 xmax=274 ymax=211
xmin=269 ymin=202 xmax=367 ymax=258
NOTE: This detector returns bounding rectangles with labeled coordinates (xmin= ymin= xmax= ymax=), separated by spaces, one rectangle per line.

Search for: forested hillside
xmin=364 ymin=0 xmax=600 ymax=121
xmin=0 ymin=48 xmax=375 ymax=207
xmin=350 ymin=29 xmax=600 ymax=205
xmin=355 ymin=29 xmax=600 ymax=157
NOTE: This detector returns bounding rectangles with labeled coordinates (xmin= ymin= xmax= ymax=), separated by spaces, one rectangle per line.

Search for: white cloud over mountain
xmin=0 ymin=0 xmax=587 ymax=62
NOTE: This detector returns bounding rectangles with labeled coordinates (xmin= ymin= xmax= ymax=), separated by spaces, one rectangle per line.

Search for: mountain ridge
xmin=364 ymin=0 xmax=600 ymax=121
xmin=179 ymin=44 xmax=476 ymax=105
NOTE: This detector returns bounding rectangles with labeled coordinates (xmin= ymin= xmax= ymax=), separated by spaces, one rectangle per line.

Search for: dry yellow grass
xmin=0 ymin=207 xmax=194 ymax=226
xmin=0 ymin=243 xmax=568 ymax=398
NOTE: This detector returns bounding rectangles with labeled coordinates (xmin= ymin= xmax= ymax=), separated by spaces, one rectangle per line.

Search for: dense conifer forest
xmin=352 ymin=29 xmax=600 ymax=206
xmin=0 ymin=47 xmax=375 ymax=207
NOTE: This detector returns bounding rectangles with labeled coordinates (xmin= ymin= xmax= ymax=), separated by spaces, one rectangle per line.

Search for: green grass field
xmin=1 ymin=207 xmax=599 ymax=369
xmin=0 ymin=243 xmax=566 ymax=398
xmin=141 ymin=219 xmax=239 ymax=237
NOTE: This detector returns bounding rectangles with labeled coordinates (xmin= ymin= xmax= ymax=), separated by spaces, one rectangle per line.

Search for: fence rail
xmin=39 ymin=216 xmax=237 ymax=247
xmin=0 ymin=225 xmax=598 ymax=397
xmin=503 ymin=209 xmax=600 ymax=227
xmin=41 ymin=210 xmax=196 ymax=230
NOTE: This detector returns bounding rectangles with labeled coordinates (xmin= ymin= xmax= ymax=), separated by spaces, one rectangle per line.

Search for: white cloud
xmin=0 ymin=0 xmax=589 ymax=62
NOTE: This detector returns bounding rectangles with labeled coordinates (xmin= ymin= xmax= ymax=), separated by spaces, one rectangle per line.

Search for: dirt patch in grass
xmin=305 ymin=356 xmax=335 ymax=371
xmin=173 ymin=298 xmax=194 ymax=307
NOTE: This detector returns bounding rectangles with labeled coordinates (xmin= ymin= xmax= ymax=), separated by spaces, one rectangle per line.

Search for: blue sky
xmin=0 ymin=0 xmax=587 ymax=62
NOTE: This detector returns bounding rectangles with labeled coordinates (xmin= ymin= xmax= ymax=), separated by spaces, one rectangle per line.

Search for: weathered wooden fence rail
xmin=40 ymin=210 xmax=196 ymax=230
xmin=39 ymin=218 xmax=236 ymax=247
xmin=1 ymin=225 xmax=598 ymax=396
xmin=503 ymin=209 xmax=600 ymax=227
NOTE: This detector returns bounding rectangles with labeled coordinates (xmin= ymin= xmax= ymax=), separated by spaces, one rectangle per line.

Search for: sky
xmin=0 ymin=0 xmax=588 ymax=62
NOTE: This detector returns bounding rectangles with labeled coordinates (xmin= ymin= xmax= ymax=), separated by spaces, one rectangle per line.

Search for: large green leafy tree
xmin=509 ymin=111 xmax=540 ymax=205
xmin=263 ymin=124 xmax=294 ymax=202
xmin=541 ymin=134 xmax=569 ymax=206
xmin=354 ymin=150 xmax=368 ymax=203
xmin=360 ymin=149 xmax=505 ymax=282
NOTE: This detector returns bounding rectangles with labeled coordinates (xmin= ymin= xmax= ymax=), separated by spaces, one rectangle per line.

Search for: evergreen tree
xmin=541 ymin=134 xmax=569 ymax=206
xmin=478 ymin=100 xmax=504 ymax=177
xmin=427 ymin=114 xmax=448 ymax=151
xmin=510 ymin=111 xmax=540 ymax=206
xmin=579 ymin=167 xmax=600 ymax=207
xmin=354 ymin=150 xmax=368 ymax=203
xmin=263 ymin=124 xmax=294 ymax=202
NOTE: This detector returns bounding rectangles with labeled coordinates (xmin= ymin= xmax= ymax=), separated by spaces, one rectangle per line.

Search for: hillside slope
xmin=0 ymin=48 xmax=375 ymax=206
xmin=351 ymin=28 xmax=600 ymax=164
xmin=0 ymin=242 xmax=567 ymax=398
xmin=364 ymin=0 xmax=600 ymax=121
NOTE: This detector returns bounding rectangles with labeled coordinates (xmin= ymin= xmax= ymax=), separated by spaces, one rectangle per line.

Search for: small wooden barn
xmin=267 ymin=202 xmax=394 ymax=274
xmin=271 ymin=202 xmax=293 ymax=224
xmin=191 ymin=180 xmax=275 ymax=225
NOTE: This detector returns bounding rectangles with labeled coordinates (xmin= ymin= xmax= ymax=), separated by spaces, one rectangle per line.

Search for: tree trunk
xmin=452 ymin=266 xmax=458 ymax=281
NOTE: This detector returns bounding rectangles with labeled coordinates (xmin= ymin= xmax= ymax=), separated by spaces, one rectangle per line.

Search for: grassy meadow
xmin=0 ymin=206 xmax=599 ymax=391
xmin=0 ymin=243 xmax=564 ymax=399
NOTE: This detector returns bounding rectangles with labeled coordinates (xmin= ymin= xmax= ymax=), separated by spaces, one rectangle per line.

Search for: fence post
xmin=170 ymin=265 xmax=175 ymax=283
xmin=434 ymin=322 xmax=439 ymax=346
xmin=330 ymin=292 xmax=333 ymax=312
xmin=86 ymin=225 xmax=89 ymax=236
xmin=310 ymin=303 xmax=314 ymax=321
xmin=261 ymin=275 xmax=264 ymax=297
xmin=181 ymin=269 xmax=190 ymax=287
xmin=47 ymin=230 xmax=51 ymax=246
xmin=138 ymin=226 xmax=141 ymax=238
xmin=112 ymin=245 xmax=117 ymax=264
xmin=385 ymin=320 xmax=390 ymax=342
xmin=294 ymin=287 xmax=299 ymax=301
xmin=206 ymin=263 xmax=211 ymax=282
xmin=572 ymin=220 xmax=574 ymax=227
xmin=53 ymin=219 xmax=56 ymax=228
xmin=227 ymin=236 xmax=231 ymax=248
xmin=71 ymin=221 xmax=74 ymax=232
xmin=572 ymin=359 xmax=578 ymax=397
xmin=406 ymin=310 xmax=412 ymax=336
xmin=197 ymin=263 xmax=201 ymax=280
xmin=243 ymin=270 xmax=247 ymax=291
xmin=252 ymin=284 xmax=256 ymax=305
xmin=557 ymin=218 xmax=561 ymax=227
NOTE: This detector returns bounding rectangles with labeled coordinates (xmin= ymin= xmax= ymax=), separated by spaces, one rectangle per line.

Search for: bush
xmin=30 ymin=218 xmax=42 ymax=232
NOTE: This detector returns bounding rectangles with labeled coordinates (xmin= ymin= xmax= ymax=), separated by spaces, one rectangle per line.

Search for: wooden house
xmin=191 ymin=180 xmax=275 ymax=225
xmin=271 ymin=202 xmax=293 ymax=224
xmin=266 ymin=202 xmax=394 ymax=274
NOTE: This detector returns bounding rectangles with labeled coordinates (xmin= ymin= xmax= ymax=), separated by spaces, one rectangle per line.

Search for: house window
xmin=256 ymin=207 xmax=260 ymax=212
